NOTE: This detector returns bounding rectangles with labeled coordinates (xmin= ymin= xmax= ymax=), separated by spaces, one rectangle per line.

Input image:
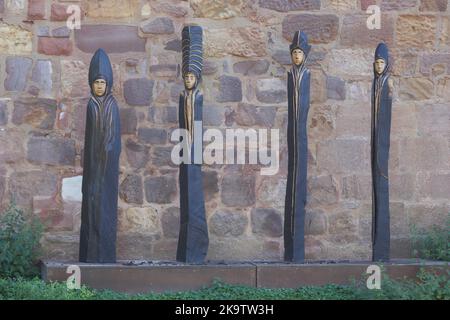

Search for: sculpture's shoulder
xmin=387 ymin=77 xmax=394 ymax=96
xmin=287 ymin=70 xmax=294 ymax=84
xmin=195 ymin=90 xmax=203 ymax=99
xmin=86 ymin=98 xmax=96 ymax=111
xmin=109 ymin=94 xmax=119 ymax=105
xmin=304 ymin=68 xmax=311 ymax=81
xmin=106 ymin=95 xmax=120 ymax=112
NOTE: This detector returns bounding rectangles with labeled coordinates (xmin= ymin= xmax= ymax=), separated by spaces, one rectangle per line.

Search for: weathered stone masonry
xmin=0 ymin=0 xmax=448 ymax=261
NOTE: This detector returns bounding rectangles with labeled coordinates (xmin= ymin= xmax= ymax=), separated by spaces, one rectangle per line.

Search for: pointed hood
xmin=374 ymin=43 xmax=390 ymax=77
xmin=182 ymin=25 xmax=203 ymax=83
xmin=375 ymin=43 xmax=389 ymax=64
xmin=89 ymin=48 xmax=113 ymax=95
xmin=290 ymin=31 xmax=311 ymax=57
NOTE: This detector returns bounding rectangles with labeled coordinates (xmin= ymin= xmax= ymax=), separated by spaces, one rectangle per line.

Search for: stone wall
xmin=0 ymin=0 xmax=448 ymax=262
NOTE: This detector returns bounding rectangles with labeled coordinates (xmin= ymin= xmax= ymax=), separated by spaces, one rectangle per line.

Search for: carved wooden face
xmin=184 ymin=72 xmax=197 ymax=91
xmin=375 ymin=58 xmax=386 ymax=75
xmin=291 ymin=48 xmax=305 ymax=66
xmin=92 ymin=79 xmax=107 ymax=97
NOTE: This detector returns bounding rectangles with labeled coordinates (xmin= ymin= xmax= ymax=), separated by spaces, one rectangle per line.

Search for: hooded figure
xmin=284 ymin=31 xmax=311 ymax=263
xmin=371 ymin=43 xmax=393 ymax=262
xmin=176 ymin=25 xmax=209 ymax=263
xmin=79 ymin=48 xmax=121 ymax=263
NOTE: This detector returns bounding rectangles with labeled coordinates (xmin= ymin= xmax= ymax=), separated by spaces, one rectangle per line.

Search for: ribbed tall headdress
xmin=182 ymin=25 xmax=203 ymax=81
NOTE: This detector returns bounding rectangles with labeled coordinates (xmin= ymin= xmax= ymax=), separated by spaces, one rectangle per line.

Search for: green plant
xmin=1 ymin=269 xmax=448 ymax=300
xmin=411 ymin=213 xmax=450 ymax=261
xmin=354 ymin=267 xmax=450 ymax=300
xmin=0 ymin=202 xmax=44 ymax=278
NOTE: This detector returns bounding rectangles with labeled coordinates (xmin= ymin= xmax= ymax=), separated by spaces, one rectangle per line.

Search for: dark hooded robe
xmin=371 ymin=43 xmax=393 ymax=262
xmin=79 ymin=48 xmax=121 ymax=263
xmin=176 ymin=25 xmax=209 ymax=263
xmin=284 ymin=31 xmax=311 ymax=263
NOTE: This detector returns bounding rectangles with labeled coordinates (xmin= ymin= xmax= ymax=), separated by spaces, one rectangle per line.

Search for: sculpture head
xmin=374 ymin=58 xmax=386 ymax=75
xmin=92 ymin=78 xmax=107 ymax=97
xmin=374 ymin=43 xmax=389 ymax=77
xmin=182 ymin=25 xmax=203 ymax=91
xmin=184 ymin=72 xmax=197 ymax=91
xmin=291 ymin=48 xmax=305 ymax=66
xmin=290 ymin=31 xmax=311 ymax=67
xmin=89 ymin=48 xmax=113 ymax=97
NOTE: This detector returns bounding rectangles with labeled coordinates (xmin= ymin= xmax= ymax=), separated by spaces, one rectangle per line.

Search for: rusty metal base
xmin=41 ymin=260 xmax=449 ymax=294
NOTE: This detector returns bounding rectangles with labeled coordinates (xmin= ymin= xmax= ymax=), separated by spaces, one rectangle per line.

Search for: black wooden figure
xmin=371 ymin=43 xmax=393 ymax=262
xmin=79 ymin=48 xmax=121 ymax=263
xmin=284 ymin=31 xmax=311 ymax=263
xmin=176 ymin=25 xmax=209 ymax=263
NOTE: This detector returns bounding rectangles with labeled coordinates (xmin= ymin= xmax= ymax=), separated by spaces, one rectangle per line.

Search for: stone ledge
xmin=255 ymin=260 xmax=449 ymax=288
xmin=41 ymin=261 xmax=256 ymax=293
xmin=41 ymin=260 xmax=449 ymax=294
